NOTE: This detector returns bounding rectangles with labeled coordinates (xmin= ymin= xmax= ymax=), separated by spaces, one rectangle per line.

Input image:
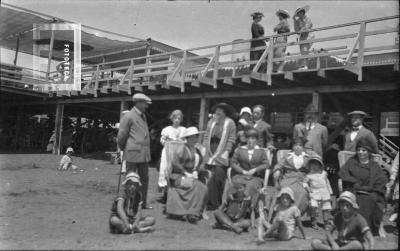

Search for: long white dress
xmin=158 ymin=125 xmax=186 ymax=187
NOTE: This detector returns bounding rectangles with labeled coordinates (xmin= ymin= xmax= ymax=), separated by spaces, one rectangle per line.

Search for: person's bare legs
xmin=264 ymin=219 xmax=290 ymax=241
xmin=214 ymin=210 xmax=243 ymax=233
xmin=134 ymin=216 xmax=155 ymax=233
xmin=311 ymin=239 xmax=332 ymax=250
xmin=109 ymin=216 xmax=129 ymax=234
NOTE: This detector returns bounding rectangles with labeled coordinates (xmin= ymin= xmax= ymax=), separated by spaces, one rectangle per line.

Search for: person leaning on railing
xmin=293 ymin=5 xmax=313 ymax=70
xmin=250 ymin=12 xmax=267 ymax=72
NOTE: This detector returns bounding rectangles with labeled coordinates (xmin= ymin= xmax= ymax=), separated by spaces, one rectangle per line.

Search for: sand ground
xmin=0 ymin=154 xmax=398 ymax=250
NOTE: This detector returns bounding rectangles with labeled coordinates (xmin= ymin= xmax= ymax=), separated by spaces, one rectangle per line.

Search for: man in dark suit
xmin=344 ymin=110 xmax=379 ymax=153
xmin=117 ymin=93 xmax=153 ymax=209
xmin=252 ymin=105 xmax=273 ymax=148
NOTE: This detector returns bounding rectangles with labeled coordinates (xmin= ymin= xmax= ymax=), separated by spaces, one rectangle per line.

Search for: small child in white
xmin=59 ymin=147 xmax=78 ymax=171
xmin=257 ymin=187 xmax=306 ymax=242
xmin=304 ymin=155 xmax=333 ymax=230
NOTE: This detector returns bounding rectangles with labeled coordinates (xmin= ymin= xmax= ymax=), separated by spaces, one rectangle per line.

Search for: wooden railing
xmin=1 ymin=15 xmax=398 ymax=95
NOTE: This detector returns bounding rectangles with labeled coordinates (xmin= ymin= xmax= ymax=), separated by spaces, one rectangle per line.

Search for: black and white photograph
xmin=0 ymin=0 xmax=398 ymax=250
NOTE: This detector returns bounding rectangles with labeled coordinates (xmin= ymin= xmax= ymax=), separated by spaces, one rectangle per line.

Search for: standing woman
xmin=158 ymin=110 xmax=186 ymax=200
xmin=293 ymin=5 xmax=313 ymax=70
xmin=250 ymin=12 xmax=266 ymax=71
xmin=273 ymin=10 xmax=291 ymax=72
xmin=203 ymin=103 xmax=237 ymax=210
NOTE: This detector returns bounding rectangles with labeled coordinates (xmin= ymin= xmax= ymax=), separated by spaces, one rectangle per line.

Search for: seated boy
xmin=213 ymin=182 xmax=253 ymax=234
xmin=109 ymin=172 xmax=155 ymax=234
xmin=311 ymin=191 xmax=374 ymax=250
xmin=257 ymin=187 xmax=306 ymax=243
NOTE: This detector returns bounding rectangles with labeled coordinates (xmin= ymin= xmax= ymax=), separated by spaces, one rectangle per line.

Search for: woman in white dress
xmin=158 ymin=110 xmax=186 ymax=201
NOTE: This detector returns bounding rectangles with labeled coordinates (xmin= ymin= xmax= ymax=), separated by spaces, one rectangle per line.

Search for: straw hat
xmin=276 ymin=9 xmax=290 ymax=18
xmin=337 ymin=191 xmax=359 ymax=209
xmin=132 ymin=93 xmax=152 ymax=104
xmin=181 ymin=127 xmax=204 ymax=138
xmin=294 ymin=5 xmax=310 ymax=16
xmin=240 ymin=107 xmax=252 ymax=116
xmin=348 ymin=110 xmax=368 ymax=117
xmin=66 ymin=147 xmax=74 ymax=153
xmin=277 ymin=187 xmax=295 ymax=202
xmin=122 ymin=172 xmax=141 ymax=185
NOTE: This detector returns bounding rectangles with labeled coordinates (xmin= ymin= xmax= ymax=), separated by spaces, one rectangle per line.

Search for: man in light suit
xmin=344 ymin=110 xmax=379 ymax=154
xmin=293 ymin=104 xmax=328 ymax=158
xmin=117 ymin=93 xmax=153 ymax=209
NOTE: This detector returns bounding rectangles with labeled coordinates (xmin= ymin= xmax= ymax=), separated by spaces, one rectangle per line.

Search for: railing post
xmin=266 ymin=39 xmax=274 ymax=85
xmin=213 ymin=45 xmax=220 ymax=88
xmin=128 ymin=59 xmax=134 ymax=94
xmin=357 ymin=22 xmax=366 ymax=81
xmin=180 ymin=50 xmax=187 ymax=92
xmin=94 ymin=64 xmax=99 ymax=97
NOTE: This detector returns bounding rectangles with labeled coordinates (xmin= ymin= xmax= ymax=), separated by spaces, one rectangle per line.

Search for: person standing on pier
xmin=117 ymin=93 xmax=153 ymax=209
xmin=293 ymin=6 xmax=313 ymax=70
xmin=250 ymin=12 xmax=267 ymax=72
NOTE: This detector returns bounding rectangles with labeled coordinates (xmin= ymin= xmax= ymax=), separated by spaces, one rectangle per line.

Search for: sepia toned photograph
xmin=0 ymin=0 xmax=398 ymax=250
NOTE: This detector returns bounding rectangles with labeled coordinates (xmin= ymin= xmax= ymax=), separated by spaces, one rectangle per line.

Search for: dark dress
xmin=250 ymin=22 xmax=266 ymax=65
xmin=338 ymin=156 xmax=388 ymax=235
xmin=166 ymin=144 xmax=208 ymax=217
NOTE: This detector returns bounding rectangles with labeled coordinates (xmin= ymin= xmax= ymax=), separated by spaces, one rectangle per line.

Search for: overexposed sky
xmin=1 ymin=0 xmax=398 ymax=68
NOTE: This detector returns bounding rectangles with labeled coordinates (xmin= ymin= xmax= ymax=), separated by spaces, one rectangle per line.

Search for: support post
xmin=199 ymin=96 xmax=210 ymax=134
xmin=312 ymin=91 xmax=323 ymax=120
xmin=14 ymin=106 xmax=24 ymax=151
xmin=372 ymin=95 xmax=381 ymax=136
xmin=53 ymin=103 xmax=64 ymax=155
xmin=181 ymin=50 xmax=187 ymax=92
xmin=13 ymin=34 xmax=20 ymax=65
xmin=357 ymin=22 xmax=366 ymax=81
xmin=266 ymin=39 xmax=274 ymax=85
xmin=46 ymin=29 xmax=55 ymax=81
xmin=213 ymin=45 xmax=220 ymax=88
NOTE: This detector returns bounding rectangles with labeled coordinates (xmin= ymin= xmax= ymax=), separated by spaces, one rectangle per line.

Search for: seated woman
xmin=230 ymin=128 xmax=269 ymax=211
xmin=338 ymin=138 xmax=388 ymax=236
xmin=165 ymin=127 xmax=208 ymax=224
xmin=272 ymin=137 xmax=316 ymax=214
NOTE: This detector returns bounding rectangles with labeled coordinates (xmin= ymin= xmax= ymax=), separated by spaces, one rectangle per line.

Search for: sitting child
xmin=59 ymin=147 xmax=78 ymax=171
xmin=109 ymin=172 xmax=155 ymax=234
xmin=213 ymin=182 xmax=253 ymax=234
xmin=311 ymin=191 xmax=374 ymax=250
xmin=303 ymin=155 xmax=333 ymax=230
xmin=257 ymin=187 xmax=306 ymax=242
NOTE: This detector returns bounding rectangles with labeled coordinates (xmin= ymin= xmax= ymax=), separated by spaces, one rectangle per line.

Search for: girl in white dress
xmin=158 ymin=110 xmax=186 ymax=199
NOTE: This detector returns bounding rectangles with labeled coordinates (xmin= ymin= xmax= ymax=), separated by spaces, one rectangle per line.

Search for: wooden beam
xmin=46 ymin=29 xmax=55 ymax=81
xmin=312 ymin=91 xmax=323 ymax=120
xmin=357 ymin=22 xmax=366 ymax=81
xmin=199 ymin=96 xmax=210 ymax=134
xmin=53 ymin=103 xmax=64 ymax=155
xmin=13 ymin=34 xmax=20 ymax=65
xmin=213 ymin=45 xmax=220 ymax=88
xmin=284 ymin=71 xmax=294 ymax=81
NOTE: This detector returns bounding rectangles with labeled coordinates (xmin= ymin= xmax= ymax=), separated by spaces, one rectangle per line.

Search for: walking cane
xmin=117 ymin=151 xmax=125 ymax=194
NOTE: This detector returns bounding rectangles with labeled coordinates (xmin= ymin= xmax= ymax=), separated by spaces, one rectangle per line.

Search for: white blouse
xmin=160 ymin=126 xmax=186 ymax=145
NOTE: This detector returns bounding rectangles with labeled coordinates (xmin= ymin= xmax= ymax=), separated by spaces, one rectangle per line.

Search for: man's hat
xmin=251 ymin=12 xmax=264 ymax=18
xmin=276 ymin=9 xmax=290 ymax=18
xmin=294 ymin=5 xmax=310 ymax=16
xmin=304 ymin=104 xmax=318 ymax=113
xmin=337 ymin=191 xmax=359 ymax=209
xmin=348 ymin=110 xmax=368 ymax=117
xmin=132 ymin=93 xmax=152 ymax=104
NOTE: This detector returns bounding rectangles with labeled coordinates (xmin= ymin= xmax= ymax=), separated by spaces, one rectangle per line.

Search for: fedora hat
xmin=132 ymin=93 xmax=152 ymax=104
xmin=337 ymin=191 xmax=359 ymax=209
xmin=304 ymin=103 xmax=318 ymax=113
xmin=212 ymin=102 xmax=236 ymax=118
xmin=294 ymin=5 xmax=310 ymax=16
xmin=276 ymin=9 xmax=290 ymax=18
xmin=348 ymin=110 xmax=368 ymax=117
xmin=181 ymin=127 xmax=204 ymax=138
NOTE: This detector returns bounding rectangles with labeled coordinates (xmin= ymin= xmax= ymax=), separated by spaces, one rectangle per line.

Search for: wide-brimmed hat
xmin=122 ymin=172 xmax=141 ymax=185
xmin=304 ymin=104 xmax=318 ymax=113
xmin=348 ymin=110 xmax=368 ymax=117
xmin=121 ymin=110 xmax=130 ymax=115
xmin=307 ymin=155 xmax=324 ymax=169
xmin=240 ymin=107 xmax=252 ymax=116
xmin=276 ymin=9 xmax=290 ymax=18
xmin=277 ymin=187 xmax=295 ymax=202
xmin=212 ymin=103 xmax=236 ymax=118
xmin=181 ymin=127 xmax=204 ymax=138
xmin=294 ymin=5 xmax=310 ymax=16
xmin=251 ymin=12 xmax=264 ymax=18
xmin=132 ymin=93 xmax=152 ymax=104
xmin=66 ymin=147 xmax=74 ymax=153
xmin=337 ymin=191 xmax=359 ymax=209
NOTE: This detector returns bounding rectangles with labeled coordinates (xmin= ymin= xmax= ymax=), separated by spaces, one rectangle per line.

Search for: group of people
xmin=251 ymin=5 xmax=313 ymax=72
xmin=108 ymin=92 xmax=398 ymax=250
